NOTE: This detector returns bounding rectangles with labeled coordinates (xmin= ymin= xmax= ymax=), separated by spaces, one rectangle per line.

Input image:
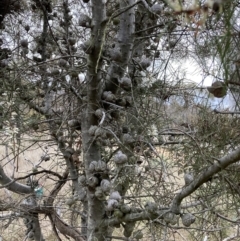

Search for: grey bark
xmin=81 ymin=1 xmax=107 ymax=240
xmin=50 ymin=212 xmax=83 ymax=241
xmin=170 ymin=146 xmax=240 ymax=214
xmin=105 ymin=0 xmax=135 ymax=93
xmin=106 ymin=0 xmax=136 ymax=198
xmin=0 ymin=166 xmax=32 ymax=194
xmin=81 ymin=0 xmax=136 ymax=239
xmin=81 ymin=1 xmax=136 ymax=240
xmin=23 ymin=204 xmax=44 ymax=241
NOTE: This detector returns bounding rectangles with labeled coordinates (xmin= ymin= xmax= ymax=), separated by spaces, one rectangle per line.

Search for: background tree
xmin=0 ymin=0 xmax=240 ymax=241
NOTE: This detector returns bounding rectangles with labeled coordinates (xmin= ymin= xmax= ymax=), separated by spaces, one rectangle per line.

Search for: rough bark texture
xmin=105 ymin=0 xmax=135 ymax=93
xmin=81 ymin=1 xmax=136 ymax=239
xmin=81 ymin=1 xmax=107 ymax=240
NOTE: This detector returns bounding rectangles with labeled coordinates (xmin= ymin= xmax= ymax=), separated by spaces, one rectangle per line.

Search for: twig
xmin=99 ymin=110 xmax=106 ymax=126
xmin=214 ymin=109 xmax=240 ymax=115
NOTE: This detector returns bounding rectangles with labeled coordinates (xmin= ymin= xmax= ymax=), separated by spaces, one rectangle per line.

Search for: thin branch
xmin=112 ymin=0 xmax=142 ymax=19
xmin=61 ymin=82 xmax=83 ymax=101
xmin=170 ymin=147 xmax=240 ymax=214
xmin=0 ymin=169 xmax=64 ymax=189
xmin=107 ymin=236 xmax=128 ymax=241
xmin=48 ymin=214 xmax=63 ymax=241
xmin=99 ymin=110 xmax=106 ymax=126
xmin=45 ymin=169 xmax=69 ymax=206
xmin=214 ymin=109 xmax=240 ymax=115
xmin=228 ymin=80 xmax=240 ymax=86
xmin=51 ymin=211 xmax=84 ymax=241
